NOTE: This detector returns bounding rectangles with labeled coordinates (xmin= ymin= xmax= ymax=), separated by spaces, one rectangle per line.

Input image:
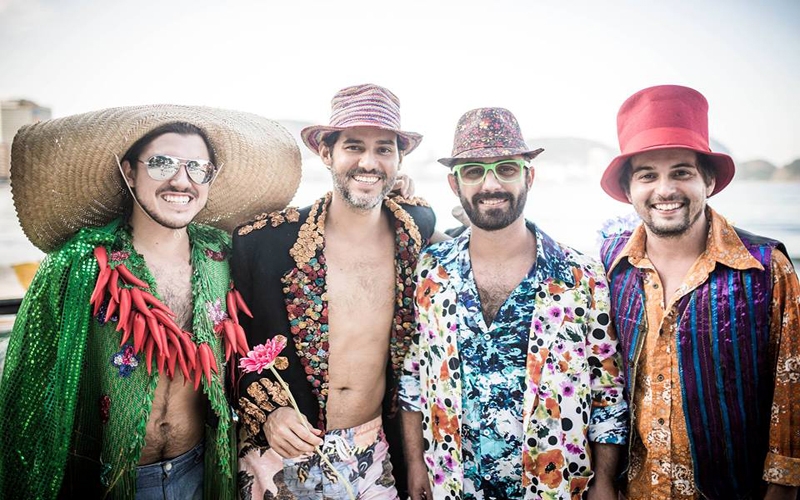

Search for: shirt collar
xmin=607 ymin=207 xmax=763 ymax=273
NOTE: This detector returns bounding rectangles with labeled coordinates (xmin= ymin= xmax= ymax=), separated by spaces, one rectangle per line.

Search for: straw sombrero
xmin=11 ymin=105 xmax=302 ymax=252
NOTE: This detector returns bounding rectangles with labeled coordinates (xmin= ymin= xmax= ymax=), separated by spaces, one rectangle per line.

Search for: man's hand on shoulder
xmin=263 ymin=406 xmax=323 ymax=459
xmin=390 ymin=172 xmax=415 ymax=199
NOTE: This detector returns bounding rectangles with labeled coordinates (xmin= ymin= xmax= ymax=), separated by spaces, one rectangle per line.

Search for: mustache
xmin=649 ymin=195 xmax=688 ymax=205
xmin=156 ymin=186 xmax=198 ymax=198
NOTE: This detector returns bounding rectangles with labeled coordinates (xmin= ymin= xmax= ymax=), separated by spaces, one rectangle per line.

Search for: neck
xmin=469 ymin=216 xmax=534 ymax=261
xmin=326 ymin=192 xmax=386 ymax=236
xmin=644 ymin=210 xmax=709 ymax=263
xmin=129 ymin=209 xmax=191 ymax=259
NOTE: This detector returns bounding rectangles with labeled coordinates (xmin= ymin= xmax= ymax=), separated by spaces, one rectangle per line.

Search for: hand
xmin=406 ymin=458 xmax=432 ymax=500
xmin=263 ymin=407 xmax=323 ymax=459
xmin=390 ymin=173 xmax=415 ymax=199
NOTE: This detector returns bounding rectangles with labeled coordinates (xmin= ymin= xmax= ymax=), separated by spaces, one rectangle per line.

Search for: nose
xmin=481 ymin=169 xmax=503 ymax=189
xmin=653 ymin=176 xmax=678 ymax=198
xmin=168 ymin=163 xmax=193 ymax=188
xmin=358 ymin=150 xmax=378 ymax=170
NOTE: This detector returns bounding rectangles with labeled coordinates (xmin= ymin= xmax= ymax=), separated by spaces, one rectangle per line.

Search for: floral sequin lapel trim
xmin=282 ymin=193 xmax=422 ymax=429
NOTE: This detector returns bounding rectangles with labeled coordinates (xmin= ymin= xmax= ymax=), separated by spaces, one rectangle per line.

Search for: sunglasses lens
xmin=185 ymin=160 xmax=215 ymax=184
xmin=146 ymin=155 xmax=180 ymax=180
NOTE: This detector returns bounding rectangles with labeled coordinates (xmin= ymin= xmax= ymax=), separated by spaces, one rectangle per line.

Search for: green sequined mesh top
xmin=0 ymin=218 xmax=237 ymax=499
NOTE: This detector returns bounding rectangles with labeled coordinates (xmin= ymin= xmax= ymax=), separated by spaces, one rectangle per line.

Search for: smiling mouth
xmin=652 ymin=202 xmax=684 ymax=212
xmin=479 ymin=198 xmax=507 ymax=206
xmin=352 ymin=174 xmax=381 ymax=185
xmin=162 ymin=194 xmax=192 ymax=205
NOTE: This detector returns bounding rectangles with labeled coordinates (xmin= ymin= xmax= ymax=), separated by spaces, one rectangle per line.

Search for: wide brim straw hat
xmin=438 ymin=107 xmax=544 ymax=167
xmin=11 ymin=104 xmax=302 ymax=252
xmin=300 ymin=83 xmax=423 ymax=156
xmin=600 ymin=85 xmax=735 ymax=203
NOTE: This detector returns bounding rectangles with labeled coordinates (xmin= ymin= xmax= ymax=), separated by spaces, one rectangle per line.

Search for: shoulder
xmin=235 ymin=206 xmax=304 ymax=238
xmin=390 ymin=197 xmax=436 ymax=241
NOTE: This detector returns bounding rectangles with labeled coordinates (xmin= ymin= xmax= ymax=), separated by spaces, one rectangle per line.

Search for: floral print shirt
xmin=401 ymin=223 xmax=628 ymax=500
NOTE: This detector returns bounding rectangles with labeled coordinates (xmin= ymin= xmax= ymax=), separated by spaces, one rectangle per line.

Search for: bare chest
xmin=148 ymin=260 xmax=194 ymax=330
xmin=473 ymin=259 xmax=533 ymax=326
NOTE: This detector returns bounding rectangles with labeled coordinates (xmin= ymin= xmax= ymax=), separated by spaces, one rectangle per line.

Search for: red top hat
xmin=600 ymin=85 xmax=735 ymax=203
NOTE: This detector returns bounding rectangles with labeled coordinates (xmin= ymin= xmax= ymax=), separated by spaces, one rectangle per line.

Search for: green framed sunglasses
xmin=452 ymin=159 xmax=528 ymax=185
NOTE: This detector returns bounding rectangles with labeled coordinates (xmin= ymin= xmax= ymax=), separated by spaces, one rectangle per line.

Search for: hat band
xmin=622 ymin=126 xmax=710 ymax=155
xmin=330 ymin=109 xmax=401 ymax=131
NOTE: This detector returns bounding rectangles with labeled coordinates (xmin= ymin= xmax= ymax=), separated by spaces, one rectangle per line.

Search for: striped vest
xmin=601 ymin=228 xmax=785 ymax=500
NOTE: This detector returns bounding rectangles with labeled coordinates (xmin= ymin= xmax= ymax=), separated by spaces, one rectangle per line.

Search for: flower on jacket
xmin=206 ymin=298 xmax=228 ymax=328
xmin=240 ymin=335 xmax=288 ymax=374
xmin=416 ymin=276 xmax=441 ymax=310
xmin=534 ymin=448 xmax=566 ymax=489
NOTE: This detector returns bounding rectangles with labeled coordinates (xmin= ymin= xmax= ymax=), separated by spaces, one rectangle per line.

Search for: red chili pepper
xmin=167 ymin=342 xmax=178 ymax=379
xmin=234 ymin=323 xmax=250 ymax=356
xmin=145 ymin=314 xmax=166 ymax=358
xmin=90 ymin=266 xmax=111 ymax=311
xmin=208 ymin=345 xmax=218 ymax=373
xmin=179 ymin=333 xmax=197 ymax=369
xmin=223 ymin=338 xmax=232 ymax=362
xmin=193 ymin=360 xmax=202 ymax=390
xmin=233 ymin=289 xmax=253 ymax=318
xmin=157 ymin=350 xmax=167 ymax=377
xmin=119 ymin=320 xmax=132 ymax=347
xmin=176 ymin=344 xmax=191 ymax=384
xmin=141 ymin=290 xmax=176 ymax=317
xmin=145 ymin=335 xmax=155 ymax=376
xmin=133 ymin=312 xmax=147 ymax=354
xmin=151 ymin=308 xmax=182 ymax=336
xmin=117 ymin=288 xmax=131 ymax=333
xmin=94 ymin=246 xmax=108 ymax=270
xmin=130 ymin=287 xmax=154 ymax=319
xmin=106 ymin=296 xmax=118 ymax=323
xmin=199 ymin=343 xmax=212 ymax=383
xmin=115 ymin=264 xmax=150 ymax=289
xmin=108 ymin=269 xmax=120 ymax=302
xmin=226 ymin=291 xmax=238 ymax=323
xmin=223 ymin=320 xmax=237 ymax=361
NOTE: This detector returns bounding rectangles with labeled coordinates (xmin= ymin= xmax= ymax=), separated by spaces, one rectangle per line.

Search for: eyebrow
xmin=631 ymin=162 xmax=698 ymax=173
xmin=341 ymin=137 xmax=396 ymax=146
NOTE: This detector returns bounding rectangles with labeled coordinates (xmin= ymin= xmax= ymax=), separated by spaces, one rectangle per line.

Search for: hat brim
xmin=11 ymin=105 xmax=302 ymax=253
xmin=300 ymin=124 xmax=423 ymax=156
xmin=600 ymin=145 xmax=736 ymax=203
xmin=437 ymin=147 xmax=545 ymax=168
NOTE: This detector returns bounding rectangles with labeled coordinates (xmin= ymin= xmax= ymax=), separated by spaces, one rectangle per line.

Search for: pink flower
xmin=239 ymin=335 xmax=288 ymax=374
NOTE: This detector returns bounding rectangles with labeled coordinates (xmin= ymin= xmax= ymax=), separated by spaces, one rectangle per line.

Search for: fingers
xmin=264 ymin=407 xmax=324 ymax=459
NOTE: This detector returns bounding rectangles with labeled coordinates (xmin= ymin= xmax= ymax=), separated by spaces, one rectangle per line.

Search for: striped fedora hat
xmin=301 ymin=83 xmax=422 ymax=155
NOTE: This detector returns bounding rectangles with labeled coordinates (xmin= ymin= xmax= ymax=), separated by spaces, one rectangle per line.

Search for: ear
xmin=398 ymin=150 xmax=404 ymax=171
xmin=706 ymin=176 xmax=716 ymax=197
xmin=121 ymin=160 xmax=136 ymax=188
xmin=319 ymin=143 xmax=333 ymax=168
xmin=526 ymin=166 xmax=535 ymax=188
xmin=447 ymin=173 xmax=459 ymax=196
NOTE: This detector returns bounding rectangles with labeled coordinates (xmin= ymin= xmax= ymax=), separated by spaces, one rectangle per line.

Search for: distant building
xmin=0 ymin=100 xmax=51 ymax=180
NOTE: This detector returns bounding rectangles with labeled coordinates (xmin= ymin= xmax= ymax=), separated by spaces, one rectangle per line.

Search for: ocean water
xmin=1 ymin=178 xmax=799 ymax=269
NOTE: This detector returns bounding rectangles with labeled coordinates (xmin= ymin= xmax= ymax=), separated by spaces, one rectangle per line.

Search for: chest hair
xmin=148 ymin=260 xmax=194 ymax=330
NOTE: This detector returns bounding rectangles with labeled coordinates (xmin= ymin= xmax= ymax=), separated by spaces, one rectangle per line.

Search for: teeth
xmin=353 ymin=175 xmax=380 ymax=184
xmin=481 ymin=199 xmax=506 ymax=205
xmin=163 ymin=194 xmax=190 ymax=205
xmin=654 ymin=202 xmax=681 ymax=211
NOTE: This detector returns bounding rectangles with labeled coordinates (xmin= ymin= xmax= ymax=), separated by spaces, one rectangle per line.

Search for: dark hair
xmin=618 ymin=151 xmax=715 ymax=194
xmin=320 ymin=130 xmax=407 ymax=152
xmin=122 ymin=122 xmax=216 ymax=168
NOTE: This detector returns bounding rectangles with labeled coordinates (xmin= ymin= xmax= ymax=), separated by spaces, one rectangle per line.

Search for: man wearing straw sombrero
xmin=0 ymin=106 xmax=301 ymax=499
xmin=232 ymin=83 xmax=436 ymax=499
xmin=600 ymin=85 xmax=800 ymax=500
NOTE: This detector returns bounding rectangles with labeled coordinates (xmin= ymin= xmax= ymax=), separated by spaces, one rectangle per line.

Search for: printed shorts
xmin=239 ymin=415 xmax=398 ymax=499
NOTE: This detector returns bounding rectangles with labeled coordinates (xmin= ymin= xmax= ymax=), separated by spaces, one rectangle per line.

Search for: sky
xmin=1 ymin=0 xmax=799 ymax=167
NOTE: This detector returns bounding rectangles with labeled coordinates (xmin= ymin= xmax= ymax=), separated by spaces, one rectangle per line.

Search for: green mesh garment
xmin=0 ymin=218 xmax=237 ymax=499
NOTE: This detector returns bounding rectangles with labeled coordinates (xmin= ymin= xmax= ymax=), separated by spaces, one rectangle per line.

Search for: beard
xmin=458 ymin=183 xmax=528 ymax=231
xmin=637 ymin=195 xmax=705 ymax=238
xmin=132 ymin=186 xmax=200 ymax=230
xmin=331 ymin=166 xmax=396 ymax=211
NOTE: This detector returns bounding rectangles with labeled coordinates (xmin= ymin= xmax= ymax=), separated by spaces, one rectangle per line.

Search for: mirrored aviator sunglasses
xmin=139 ymin=154 xmax=218 ymax=185
xmin=453 ymin=159 xmax=527 ymax=185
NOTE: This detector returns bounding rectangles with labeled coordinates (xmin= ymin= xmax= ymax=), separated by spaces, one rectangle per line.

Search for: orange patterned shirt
xmin=609 ymin=209 xmax=800 ymax=499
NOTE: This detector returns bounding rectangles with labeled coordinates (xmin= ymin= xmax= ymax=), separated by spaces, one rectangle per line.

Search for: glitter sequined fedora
xmin=301 ymin=83 xmax=423 ymax=155
xmin=11 ymin=105 xmax=302 ymax=252
xmin=438 ymin=107 xmax=544 ymax=167
xmin=600 ymin=84 xmax=736 ymax=203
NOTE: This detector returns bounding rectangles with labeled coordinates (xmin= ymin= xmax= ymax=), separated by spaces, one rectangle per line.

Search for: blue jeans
xmin=135 ymin=441 xmax=204 ymax=500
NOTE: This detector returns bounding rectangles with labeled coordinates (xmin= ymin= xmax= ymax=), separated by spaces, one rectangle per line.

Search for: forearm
xmin=764 ymin=483 xmax=798 ymax=500
xmin=400 ymin=410 xmax=426 ymax=466
xmin=590 ymin=442 xmax=622 ymax=485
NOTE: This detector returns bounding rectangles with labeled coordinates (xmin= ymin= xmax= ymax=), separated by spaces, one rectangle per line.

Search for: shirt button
xmin=656 ymin=374 xmax=664 ymax=382
xmin=658 ymin=418 xmax=665 ymax=425
xmin=164 ymin=462 xmax=173 ymax=472
xmin=653 ymin=283 xmax=659 ymax=289
xmin=483 ymin=334 xmax=491 ymax=341
xmin=482 ymin=429 xmax=490 ymax=436
xmin=484 ymin=474 xmax=492 ymax=480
